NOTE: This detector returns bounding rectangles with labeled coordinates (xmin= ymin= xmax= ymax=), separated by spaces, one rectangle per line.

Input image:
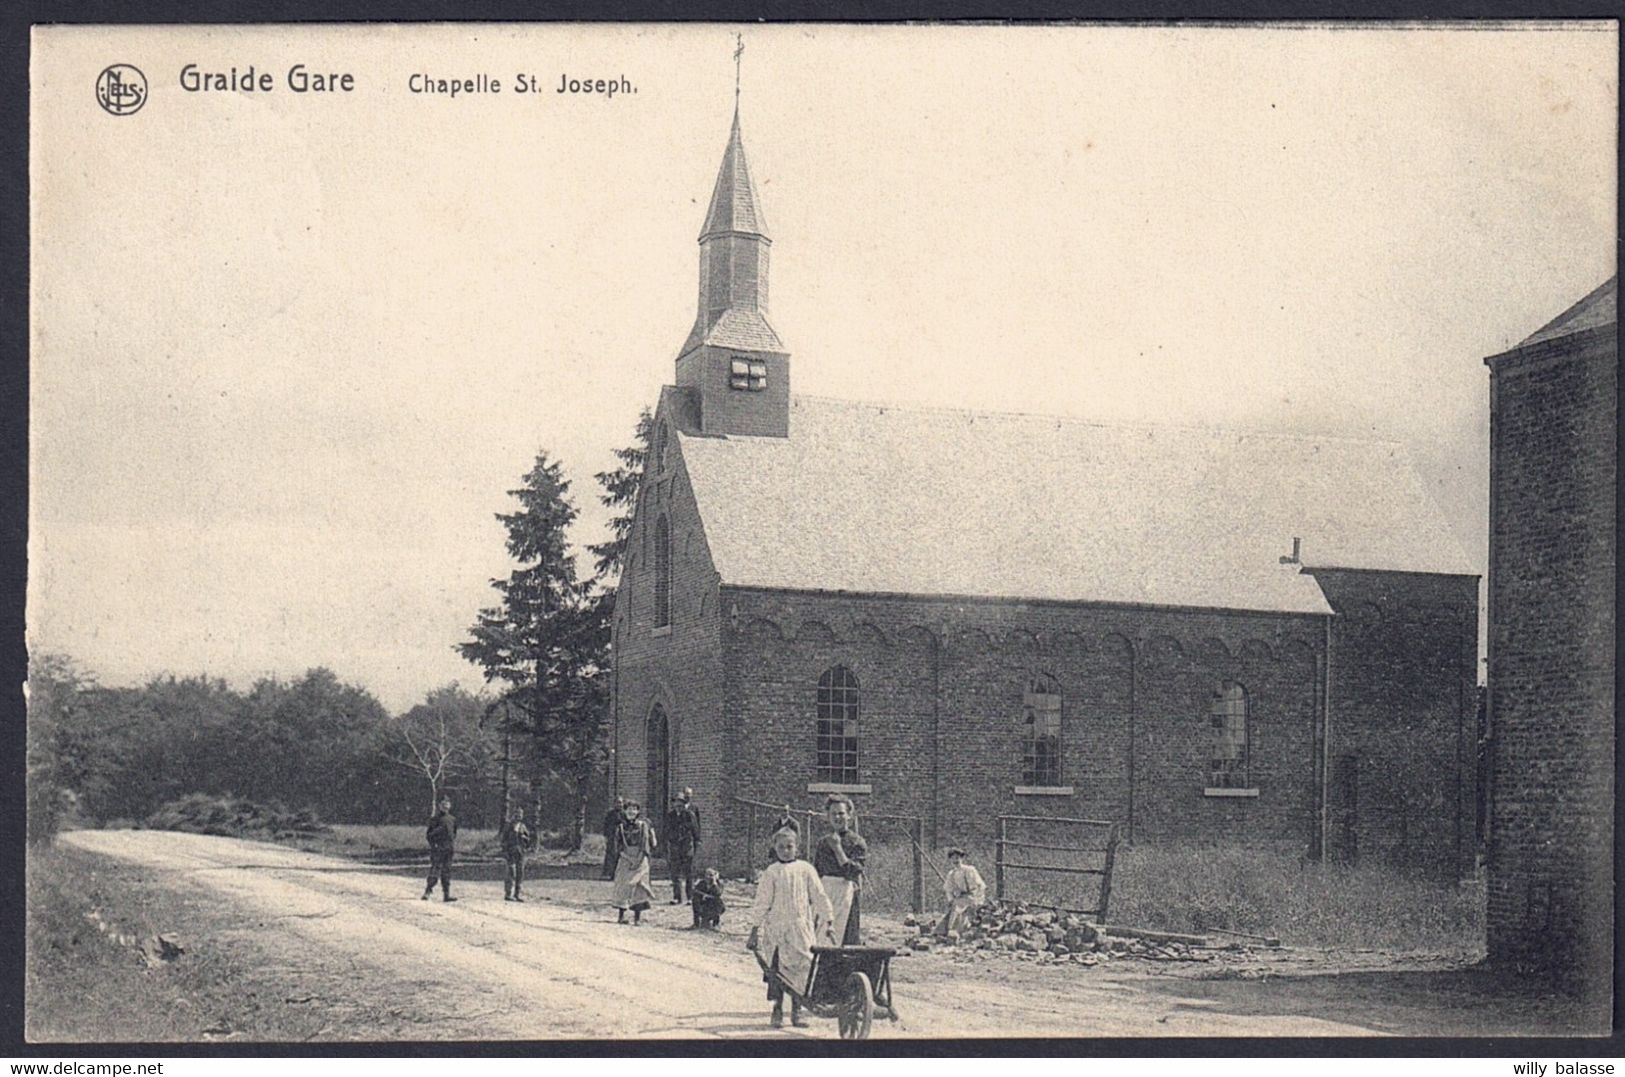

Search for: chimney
xmin=1279 ymin=537 xmax=1302 ymax=565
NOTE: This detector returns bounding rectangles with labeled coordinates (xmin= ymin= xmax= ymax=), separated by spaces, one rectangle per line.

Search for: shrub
xmin=144 ymin=794 xmax=331 ymax=840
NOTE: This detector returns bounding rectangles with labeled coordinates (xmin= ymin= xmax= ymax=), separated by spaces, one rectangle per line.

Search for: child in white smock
xmin=747 ymin=827 xmax=835 ymax=1028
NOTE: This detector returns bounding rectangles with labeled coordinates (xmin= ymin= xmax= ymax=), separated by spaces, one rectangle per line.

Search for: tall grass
xmin=1104 ymin=844 xmax=1484 ymax=952
xmin=856 ymin=836 xmax=1484 ymax=952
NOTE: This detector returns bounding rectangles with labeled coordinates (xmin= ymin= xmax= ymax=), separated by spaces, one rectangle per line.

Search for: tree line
xmin=27 ymin=411 xmax=653 ymax=846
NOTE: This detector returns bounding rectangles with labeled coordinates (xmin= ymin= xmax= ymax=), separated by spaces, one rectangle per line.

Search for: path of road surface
xmin=61 ymin=830 xmax=1382 ymax=1039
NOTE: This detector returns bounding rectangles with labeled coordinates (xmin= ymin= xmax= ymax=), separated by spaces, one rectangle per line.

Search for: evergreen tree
xmin=587 ymin=407 xmax=653 ymax=580
xmin=460 ymin=450 xmax=608 ymax=846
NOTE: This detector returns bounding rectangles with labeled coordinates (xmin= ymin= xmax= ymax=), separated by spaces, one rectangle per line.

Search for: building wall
xmin=1309 ymin=568 xmax=1480 ymax=879
xmin=610 ymin=415 xmax=726 ymax=844
xmin=1485 ymin=323 xmax=1617 ymax=987
xmin=713 ymin=586 xmax=1331 ymax=875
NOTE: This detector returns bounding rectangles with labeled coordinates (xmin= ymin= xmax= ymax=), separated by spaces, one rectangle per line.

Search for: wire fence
xmin=732 ymin=796 xmax=926 ymax=914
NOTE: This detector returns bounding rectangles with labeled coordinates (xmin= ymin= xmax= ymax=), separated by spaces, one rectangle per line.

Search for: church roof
xmin=1519 ymin=275 xmax=1617 ymax=347
xmin=699 ymin=110 xmax=769 ymax=241
xmin=678 ymin=396 xmax=1475 ymax=616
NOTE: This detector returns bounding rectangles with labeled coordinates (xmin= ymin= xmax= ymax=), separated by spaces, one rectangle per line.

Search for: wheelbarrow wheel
xmin=838 ymin=971 xmax=874 ymax=1040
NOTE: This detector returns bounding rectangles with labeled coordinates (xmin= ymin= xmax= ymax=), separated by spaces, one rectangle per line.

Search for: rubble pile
xmin=898 ymin=901 xmax=1215 ymax=967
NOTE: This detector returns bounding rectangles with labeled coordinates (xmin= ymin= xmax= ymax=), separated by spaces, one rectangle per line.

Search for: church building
xmin=610 ymin=108 xmax=1480 ymax=879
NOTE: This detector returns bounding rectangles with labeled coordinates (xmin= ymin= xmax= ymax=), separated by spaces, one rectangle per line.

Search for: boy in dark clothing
xmin=664 ymin=791 xmax=701 ymax=903
xmin=500 ymin=806 xmax=532 ymax=902
xmin=691 ymin=867 xmax=726 ymax=929
xmin=423 ymin=796 xmax=458 ymax=902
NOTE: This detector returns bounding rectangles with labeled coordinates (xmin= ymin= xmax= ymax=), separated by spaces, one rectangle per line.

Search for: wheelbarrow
xmin=754 ymin=944 xmax=900 ymax=1039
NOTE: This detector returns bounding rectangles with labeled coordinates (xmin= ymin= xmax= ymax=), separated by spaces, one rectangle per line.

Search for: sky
xmin=30 ymin=23 xmax=1617 ymax=712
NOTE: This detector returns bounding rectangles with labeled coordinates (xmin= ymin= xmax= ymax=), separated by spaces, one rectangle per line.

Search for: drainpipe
xmin=1127 ymin=638 xmax=1138 ymax=842
xmin=1320 ymin=612 xmax=1334 ymax=862
xmin=930 ymin=626 xmax=942 ymax=850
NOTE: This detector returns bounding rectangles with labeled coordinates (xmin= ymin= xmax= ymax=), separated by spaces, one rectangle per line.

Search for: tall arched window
xmin=646 ymin=704 xmax=670 ymax=812
xmin=1209 ymin=682 xmax=1249 ymax=789
xmin=1022 ymin=674 xmax=1063 ymax=786
xmin=654 ymin=422 xmax=669 ymax=475
xmin=816 ymin=666 xmax=860 ymax=784
xmin=654 ymin=514 xmax=671 ymax=628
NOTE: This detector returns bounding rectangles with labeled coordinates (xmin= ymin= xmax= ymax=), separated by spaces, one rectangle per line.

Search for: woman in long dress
xmin=610 ymin=800 xmax=658 ymax=924
xmin=748 ymin=827 xmax=835 ymax=1028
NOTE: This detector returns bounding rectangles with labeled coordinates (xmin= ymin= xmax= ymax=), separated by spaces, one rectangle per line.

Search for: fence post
xmin=911 ymin=818 xmax=925 ymax=914
xmin=745 ymin=805 xmax=755 ymax=879
xmin=1098 ymin=823 xmax=1119 ymax=923
xmin=995 ymin=816 xmax=1006 ymax=901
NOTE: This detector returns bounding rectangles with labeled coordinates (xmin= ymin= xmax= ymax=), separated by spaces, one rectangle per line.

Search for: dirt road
xmin=57 ymin=828 xmax=1391 ymax=1039
xmin=56 ymin=829 xmax=1410 ymax=1040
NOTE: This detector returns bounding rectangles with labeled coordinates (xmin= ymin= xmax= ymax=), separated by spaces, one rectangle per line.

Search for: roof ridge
xmin=785 ymin=392 xmax=1412 ymax=451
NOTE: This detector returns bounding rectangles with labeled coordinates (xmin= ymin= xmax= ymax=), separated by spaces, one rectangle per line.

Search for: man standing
xmin=500 ymin=805 xmax=532 ymax=902
xmin=423 ymin=795 xmax=458 ymax=903
xmin=664 ymin=790 xmax=701 ymax=904
xmin=601 ymin=796 xmax=626 ymax=881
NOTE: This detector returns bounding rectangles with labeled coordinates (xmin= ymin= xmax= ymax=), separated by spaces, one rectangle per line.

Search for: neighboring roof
xmin=699 ymin=110 xmax=768 ymax=241
xmin=1519 ymin=276 xmax=1617 ymax=347
xmin=679 ymin=396 xmax=1476 ymax=616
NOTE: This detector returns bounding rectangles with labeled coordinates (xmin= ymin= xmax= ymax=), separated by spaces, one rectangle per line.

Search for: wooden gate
xmin=994 ymin=814 xmax=1120 ymax=921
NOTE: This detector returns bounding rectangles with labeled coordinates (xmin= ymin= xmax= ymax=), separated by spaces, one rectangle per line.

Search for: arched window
xmin=1022 ymin=674 xmax=1062 ymax=786
xmin=654 ymin=514 xmax=671 ymax=628
xmin=646 ymin=704 xmax=670 ymax=812
xmin=654 ymin=422 xmax=669 ymax=474
xmin=1209 ymin=682 xmax=1249 ymax=789
xmin=816 ymin=666 xmax=860 ymax=784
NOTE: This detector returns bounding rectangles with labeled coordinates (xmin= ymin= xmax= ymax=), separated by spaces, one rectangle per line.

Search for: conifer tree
xmin=460 ymin=450 xmax=607 ymax=847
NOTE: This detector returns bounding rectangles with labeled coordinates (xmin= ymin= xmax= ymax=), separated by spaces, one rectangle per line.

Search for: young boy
xmin=748 ymin=828 xmax=834 ymax=1029
xmin=500 ymin=806 xmax=532 ymax=902
xmin=423 ymin=795 xmax=458 ymax=902
xmin=691 ymin=866 xmax=726 ymax=929
xmin=936 ymin=846 xmax=987 ymax=936
xmin=813 ymin=794 xmax=867 ymax=944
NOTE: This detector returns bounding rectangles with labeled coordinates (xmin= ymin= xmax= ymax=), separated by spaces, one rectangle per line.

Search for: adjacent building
xmin=1484 ymin=276 xmax=1617 ymax=988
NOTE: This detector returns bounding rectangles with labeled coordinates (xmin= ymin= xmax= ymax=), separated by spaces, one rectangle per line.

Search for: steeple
xmin=698 ymin=109 xmax=769 ymax=242
xmin=680 ymin=106 xmax=783 ymax=358
xmin=674 ymin=77 xmax=791 ymax=439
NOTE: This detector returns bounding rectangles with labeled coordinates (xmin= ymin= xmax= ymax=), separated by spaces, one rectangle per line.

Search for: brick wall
xmin=713 ymin=587 xmax=1334 ymax=874
xmin=1308 ymin=568 xmax=1480 ymax=879
xmin=1485 ymin=323 xmax=1616 ymax=987
xmin=610 ymin=405 xmax=726 ymax=849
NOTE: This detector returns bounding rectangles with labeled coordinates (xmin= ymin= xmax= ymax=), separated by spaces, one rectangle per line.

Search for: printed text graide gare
xmin=180 ymin=64 xmax=354 ymax=92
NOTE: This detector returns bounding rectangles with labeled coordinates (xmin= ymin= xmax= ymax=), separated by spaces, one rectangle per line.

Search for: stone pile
xmin=899 ymin=901 xmax=1214 ymax=967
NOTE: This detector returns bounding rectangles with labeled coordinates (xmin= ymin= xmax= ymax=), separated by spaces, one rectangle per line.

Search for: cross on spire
xmin=733 ymin=33 xmax=744 ymax=103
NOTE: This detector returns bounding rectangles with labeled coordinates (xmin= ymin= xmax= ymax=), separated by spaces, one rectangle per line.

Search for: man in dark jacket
xmin=423 ymin=795 xmax=458 ymax=902
xmin=499 ymin=805 xmax=532 ymax=902
xmin=601 ymin=796 xmax=626 ymax=881
xmin=663 ymin=790 xmax=701 ymax=903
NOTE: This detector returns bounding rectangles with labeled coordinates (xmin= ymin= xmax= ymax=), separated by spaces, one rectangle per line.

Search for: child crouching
xmin=691 ymin=867 xmax=726 ymax=929
xmin=747 ymin=827 xmax=834 ymax=1029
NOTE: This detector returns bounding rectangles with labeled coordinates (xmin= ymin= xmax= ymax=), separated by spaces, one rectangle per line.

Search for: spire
xmin=698 ymin=107 xmax=769 ymax=242
xmin=671 ymin=63 xmax=790 ymax=439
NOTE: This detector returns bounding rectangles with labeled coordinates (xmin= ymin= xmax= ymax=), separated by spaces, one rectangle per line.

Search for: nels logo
xmin=96 ymin=64 xmax=147 ymax=116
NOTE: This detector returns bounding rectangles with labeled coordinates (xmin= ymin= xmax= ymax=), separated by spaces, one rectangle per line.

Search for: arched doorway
xmin=646 ymin=704 xmax=670 ymax=819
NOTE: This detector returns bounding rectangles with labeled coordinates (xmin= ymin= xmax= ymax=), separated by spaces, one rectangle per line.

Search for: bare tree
xmin=390 ymin=685 xmax=489 ymax=815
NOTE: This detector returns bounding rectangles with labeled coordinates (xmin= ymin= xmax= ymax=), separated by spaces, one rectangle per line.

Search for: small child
xmin=691 ymin=866 xmax=726 ymax=929
xmin=748 ymin=827 xmax=834 ymax=1029
xmin=937 ymin=846 xmax=987 ymax=937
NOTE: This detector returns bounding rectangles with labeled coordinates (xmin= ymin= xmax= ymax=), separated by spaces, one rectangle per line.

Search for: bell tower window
xmin=729 ymin=356 xmax=768 ymax=391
